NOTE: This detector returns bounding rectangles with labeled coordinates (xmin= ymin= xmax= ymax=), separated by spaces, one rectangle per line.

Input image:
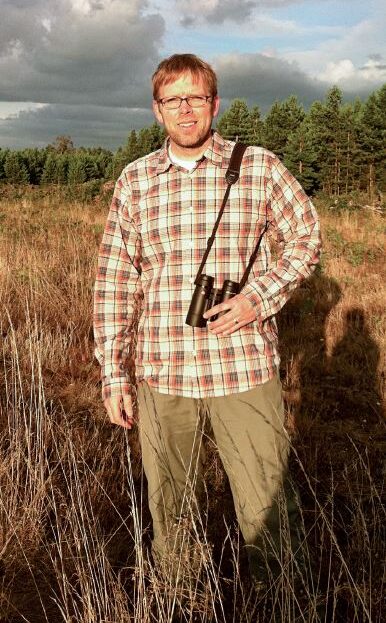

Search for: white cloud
xmin=318 ymin=57 xmax=386 ymax=86
xmin=318 ymin=59 xmax=356 ymax=83
xmin=360 ymin=57 xmax=386 ymax=81
xmin=174 ymin=0 xmax=335 ymax=26
xmin=286 ymin=12 xmax=386 ymax=92
xmin=0 ymin=102 xmax=44 ymax=120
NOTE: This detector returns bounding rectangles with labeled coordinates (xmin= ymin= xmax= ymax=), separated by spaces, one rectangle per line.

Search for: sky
xmin=0 ymin=0 xmax=385 ymax=150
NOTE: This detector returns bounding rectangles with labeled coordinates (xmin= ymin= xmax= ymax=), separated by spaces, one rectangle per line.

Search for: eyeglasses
xmin=157 ymin=95 xmax=213 ymax=110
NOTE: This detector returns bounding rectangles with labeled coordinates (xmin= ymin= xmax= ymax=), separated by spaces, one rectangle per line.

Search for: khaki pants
xmin=137 ymin=376 xmax=299 ymax=581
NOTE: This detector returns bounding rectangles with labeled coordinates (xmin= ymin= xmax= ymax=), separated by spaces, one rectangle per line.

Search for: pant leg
xmin=205 ymin=376 xmax=298 ymax=580
xmin=137 ymin=381 xmax=205 ymax=565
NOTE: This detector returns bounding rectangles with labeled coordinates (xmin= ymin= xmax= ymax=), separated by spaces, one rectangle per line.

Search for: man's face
xmin=153 ymin=72 xmax=220 ymax=159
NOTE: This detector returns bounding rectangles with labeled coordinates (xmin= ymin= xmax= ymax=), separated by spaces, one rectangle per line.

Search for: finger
xmin=122 ymin=394 xmax=135 ymax=429
xmin=209 ymin=316 xmax=243 ymax=335
xmin=210 ymin=308 xmax=257 ymax=335
xmin=221 ymin=319 xmax=246 ymax=335
xmin=104 ymin=396 xmax=132 ymax=429
xmin=203 ymin=300 xmax=234 ymax=320
xmin=221 ymin=311 xmax=257 ymax=335
xmin=104 ymin=396 xmax=120 ymax=421
xmin=208 ymin=308 xmax=240 ymax=330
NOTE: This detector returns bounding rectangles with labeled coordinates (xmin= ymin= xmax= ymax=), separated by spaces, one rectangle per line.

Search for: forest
xmin=1 ymin=84 xmax=385 ymax=202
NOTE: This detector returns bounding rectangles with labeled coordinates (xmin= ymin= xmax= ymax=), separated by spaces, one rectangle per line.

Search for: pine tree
xmin=283 ymin=121 xmax=318 ymax=193
xmin=137 ymin=123 xmax=165 ymax=157
xmin=305 ymin=87 xmax=346 ymax=196
xmin=249 ymin=105 xmax=264 ymax=146
xmin=4 ymin=152 xmax=29 ymax=184
xmin=56 ymin=154 xmax=69 ymax=184
xmin=339 ymin=100 xmax=363 ymax=194
xmin=324 ymin=86 xmax=344 ymax=196
xmin=358 ymin=86 xmax=386 ymax=198
xmin=23 ymin=148 xmax=46 ymax=185
xmin=0 ymin=149 xmax=10 ymax=181
xmin=126 ymin=130 xmax=140 ymax=163
xmin=94 ymin=150 xmax=113 ymax=179
xmin=216 ymin=99 xmax=253 ymax=143
xmin=262 ymin=96 xmax=305 ymax=158
xmin=41 ymin=153 xmax=59 ymax=184
xmin=68 ymin=155 xmax=87 ymax=185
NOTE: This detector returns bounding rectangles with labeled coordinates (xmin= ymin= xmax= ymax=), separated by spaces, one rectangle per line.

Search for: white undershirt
xmin=168 ymin=145 xmax=198 ymax=172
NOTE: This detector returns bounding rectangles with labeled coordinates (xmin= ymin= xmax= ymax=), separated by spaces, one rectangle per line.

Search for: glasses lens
xmin=163 ymin=98 xmax=180 ymax=109
xmin=188 ymin=96 xmax=207 ymax=107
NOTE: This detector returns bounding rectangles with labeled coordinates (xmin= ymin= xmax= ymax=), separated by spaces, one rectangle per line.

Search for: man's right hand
xmin=103 ymin=394 xmax=135 ymax=429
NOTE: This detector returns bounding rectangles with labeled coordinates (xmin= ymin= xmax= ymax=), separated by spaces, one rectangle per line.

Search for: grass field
xmin=0 ymin=189 xmax=384 ymax=622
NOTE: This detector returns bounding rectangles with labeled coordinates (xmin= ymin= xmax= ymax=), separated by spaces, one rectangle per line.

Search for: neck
xmin=169 ymin=135 xmax=212 ymax=161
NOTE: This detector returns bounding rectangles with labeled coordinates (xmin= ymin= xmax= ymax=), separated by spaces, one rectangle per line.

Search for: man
xmin=94 ymin=53 xmax=321 ymax=587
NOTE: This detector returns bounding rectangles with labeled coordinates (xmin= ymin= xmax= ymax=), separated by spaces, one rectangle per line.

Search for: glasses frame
xmin=157 ymin=95 xmax=214 ymax=110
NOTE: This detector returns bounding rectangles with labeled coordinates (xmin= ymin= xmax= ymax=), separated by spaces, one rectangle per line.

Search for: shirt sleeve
xmin=241 ymin=153 xmax=321 ymax=322
xmin=93 ymin=173 xmax=142 ymax=400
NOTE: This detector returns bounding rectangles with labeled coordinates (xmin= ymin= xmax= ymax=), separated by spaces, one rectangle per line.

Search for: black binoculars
xmin=186 ymin=274 xmax=239 ymax=328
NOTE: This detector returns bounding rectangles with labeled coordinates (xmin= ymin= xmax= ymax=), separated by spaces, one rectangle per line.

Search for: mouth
xmin=178 ymin=121 xmax=197 ymax=128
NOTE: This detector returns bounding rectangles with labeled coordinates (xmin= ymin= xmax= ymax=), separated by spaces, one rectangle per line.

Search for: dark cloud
xmin=0 ymin=103 xmax=154 ymax=149
xmin=359 ymin=63 xmax=386 ymax=72
xmin=2 ymin=48 xmax=381 ymax=150
xmin=214 ymin=52 xmax=326 ymax=111
xmin=0 ymin=0 xmax=164 ymax=107
xmin=0 ymin=0 xmax=165 ymax=148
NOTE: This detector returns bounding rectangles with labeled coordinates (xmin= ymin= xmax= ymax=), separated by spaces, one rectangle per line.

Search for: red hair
xmin=152 ymin=54 xmax=218 ymax=100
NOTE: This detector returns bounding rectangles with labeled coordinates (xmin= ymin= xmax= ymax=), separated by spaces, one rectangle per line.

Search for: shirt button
xmin=188 ymin=240 xmax=193 ymax=248
xmin=189 ymin=206 xmax=193 ymax=212
xmin=192 ymin=351 xmax=197 ymax=357
xmin=189 ymin=277 xmax=194 ymax=284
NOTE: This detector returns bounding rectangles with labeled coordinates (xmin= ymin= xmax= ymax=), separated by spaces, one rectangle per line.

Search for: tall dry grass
xmin=0 ymin=191 xmax=384 ymax=622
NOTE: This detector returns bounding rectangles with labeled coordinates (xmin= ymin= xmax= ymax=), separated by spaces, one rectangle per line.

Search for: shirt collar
xmin=156 ymin=131 xmax=231 ymax=175
xmin=156 ymin=140 xmax=173 ymax=175
xmin=203 ymin=131 xmax=230 ymax=167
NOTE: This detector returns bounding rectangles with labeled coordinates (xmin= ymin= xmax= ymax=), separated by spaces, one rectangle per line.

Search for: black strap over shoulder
xmin=195 ymin=142 xmax=247 ymax=283
xmin=225 ymin=142 xmax=247 ymax=185
xmin=194 ymin=142 xmax=269 ymax=290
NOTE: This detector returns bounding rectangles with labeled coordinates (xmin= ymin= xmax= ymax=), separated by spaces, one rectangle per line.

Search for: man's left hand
xmin=203 ymin=293 xmax=257 ymax=336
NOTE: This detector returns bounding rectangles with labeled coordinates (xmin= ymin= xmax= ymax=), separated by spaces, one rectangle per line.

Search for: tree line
xmin=0 ymin=84 xmax=385 ymax=199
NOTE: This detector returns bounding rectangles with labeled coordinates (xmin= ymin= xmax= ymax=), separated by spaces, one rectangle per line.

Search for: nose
xmin=179 ymin=98 xmax=193 ymax=112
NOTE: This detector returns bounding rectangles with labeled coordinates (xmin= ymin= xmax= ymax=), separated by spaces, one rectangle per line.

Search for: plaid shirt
xmin=94 ymin=132 xmax=320 ymax=399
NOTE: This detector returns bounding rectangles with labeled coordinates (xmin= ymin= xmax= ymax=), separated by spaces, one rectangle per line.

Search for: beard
xmin=167 ymin=125 xmax=213 ymax=152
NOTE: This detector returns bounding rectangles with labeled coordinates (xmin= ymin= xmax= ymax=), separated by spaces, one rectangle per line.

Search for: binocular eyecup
xmin=186 ymin=274 xmax=239 ymax=328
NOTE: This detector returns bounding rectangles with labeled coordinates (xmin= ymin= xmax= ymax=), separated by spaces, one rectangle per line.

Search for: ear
xmin=153 ymin=100 xmax=164 ymax=125
xmin=212 ymin=95 xmax=220 ymax=119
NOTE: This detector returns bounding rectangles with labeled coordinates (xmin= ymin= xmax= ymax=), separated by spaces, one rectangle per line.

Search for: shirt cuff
xmin=240 ymin=282 xmax=272 ymax=323
xmin=101 ymin=374 xmax=133 ymax=401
